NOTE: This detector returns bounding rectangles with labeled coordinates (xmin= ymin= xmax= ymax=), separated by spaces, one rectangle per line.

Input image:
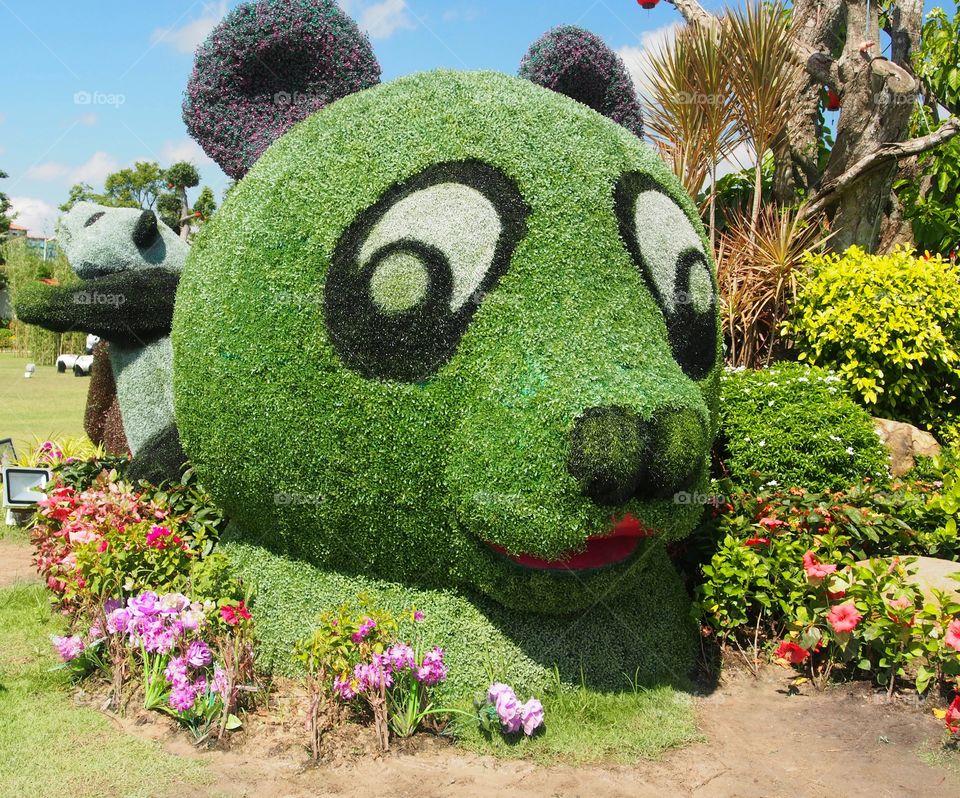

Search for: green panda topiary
xmin=174 ymin=1 xmax=719 ymax=646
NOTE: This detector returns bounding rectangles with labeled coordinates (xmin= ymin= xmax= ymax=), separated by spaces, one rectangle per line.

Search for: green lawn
xmin=0 ymin=351 xmax=89 ymax=454
xmin=0 ymin=579 xmax=207 ymax=798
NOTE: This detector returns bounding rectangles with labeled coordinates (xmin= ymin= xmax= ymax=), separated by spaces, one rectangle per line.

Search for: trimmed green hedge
xmin=223 ymin=537 xmax=698 ymax=700
xmin=174 ymin=69 xmax=721 ymax=614
xmin=719 ymin=363 xmax=890 ymax=491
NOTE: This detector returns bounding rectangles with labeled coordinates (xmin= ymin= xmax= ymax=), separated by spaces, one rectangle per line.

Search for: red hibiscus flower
xmin=946 ymin=695 xmax=960 ymax=734
xmin=220 ymin=600 xmax=252 ymax=626
xmin=827 ymin=601 xmax=863 ymax=634
xmin=775 ymin=641 xmax=810 ymax=664
xmin=945 ymin=619 xmax=960 ymax=652
xmin=745 ymin=537 xmax=771 ymax=546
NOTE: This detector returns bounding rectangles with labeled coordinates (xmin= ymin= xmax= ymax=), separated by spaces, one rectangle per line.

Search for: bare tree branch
xmin=666 ymin=0 xmax=717 ymax=29
xmin=803 ymin=117 xmax=960 ymax=217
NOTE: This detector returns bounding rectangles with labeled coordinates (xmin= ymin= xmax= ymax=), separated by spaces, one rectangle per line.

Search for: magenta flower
xmin=211 ymin=666 xmax=229 ymax=697
xmin=165 ymin=656 xmax=189 ymax=688
xmin=413 ymin=610 xmax=424 ymax=622
xmin=386 ymin=643 xmax=416 ymax=671
xmin=520 ymin=698 xmax=544 ymax=736
xmin=351 ymin=616 xmax=377 ymax=644
xmin=415 ymin=647 xmax=447 ymax=686
xmin=169 ymin=682 xmax=198 ymax=713
xmin=52 ymin=634 xmax=84 ymax=661
xmin=186 ymin=640 xmax=213 ymax=668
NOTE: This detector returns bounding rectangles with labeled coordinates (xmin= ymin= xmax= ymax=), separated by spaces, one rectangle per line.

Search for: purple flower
xmin=354 ymin=659 xmax=392 ymax=692
xmin=413 ymin=610 xmax=424 ymax=622
xmin=520 ymin=698 xmax=544 ymax=736
xmin=211 ymin=666 xmax=229 ymax=697
xmin=181 ymin=608 xmax=205 ymax=631
xmin=106 ymin=607 xmax=130 ymax=635
xmin=165 ymin=656 xmax=189 ymax=688
xmin=351 ymin=617 xmax=377 ymax=644
xmin=169 ymin=681 xmax=198 ymax=713
xmin=486 ymin=682 xmax=515 ymax=704
xmin=128 ymin=590 xmax=160 ymax=616
xmin=386 ymin=643 xmax=416 ymax=671
xmin=414 ymin=646 xmax=447 ymax=686
xmin=333 ymin=675 xmax=356 ymax=701
xmin=52 ymin=635 xmax=84 ymax=661
xmin=494 ymin=689 xmax=521 ymax=733
xmin=186 ymin=640 xmax=213 ymax=668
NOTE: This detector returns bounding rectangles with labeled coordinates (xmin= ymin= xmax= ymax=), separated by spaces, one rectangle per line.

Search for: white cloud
xmin=442 ymin=6 xmax=479 ymax=23
xmin=151 ymin=1 xmax=228 ymax=54
xmin=616 ymin=24 xmax=681 ymax=101
xmin=343 ymin=0 xmax=413 ymax=40
xmin=9 ymin=196 xmax=58 ymax=238
xmin=28 ymin=151 xmax=120 ymax=186
xmin=160 ymin=138 xmax=214 ymax=168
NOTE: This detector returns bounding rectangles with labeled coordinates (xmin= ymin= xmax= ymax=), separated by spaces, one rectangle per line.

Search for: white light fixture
xmin=2 ymin=466 xmax=52 ymax=507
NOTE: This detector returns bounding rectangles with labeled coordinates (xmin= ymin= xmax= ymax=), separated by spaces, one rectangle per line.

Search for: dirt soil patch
xmin=117 ymin=667 xmax=959 ymax=798
xmin=0 ymin=534 xmax=38 ymax=588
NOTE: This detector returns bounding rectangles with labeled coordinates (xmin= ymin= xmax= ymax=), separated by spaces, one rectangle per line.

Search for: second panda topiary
xmin=174 ymin=0 xmax=720 ymax=643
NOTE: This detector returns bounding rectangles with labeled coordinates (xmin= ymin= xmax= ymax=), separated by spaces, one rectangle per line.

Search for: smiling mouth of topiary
xmin=482 ymin=514 xmax=657 ymax=572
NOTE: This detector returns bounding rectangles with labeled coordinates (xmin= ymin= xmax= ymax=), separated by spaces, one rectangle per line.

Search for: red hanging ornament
xmin=637 ymin=0 xmax=660 ymax=9
xmin=826 ymin=89 xmax=841 ymax=112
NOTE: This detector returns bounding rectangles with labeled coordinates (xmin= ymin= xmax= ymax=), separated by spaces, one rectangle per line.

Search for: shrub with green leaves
xmin=173 ymin=67 xmax=721 ymax=617
xmin=785 ymin=246 xmax=960 ymax=428
xmin=719 ymin=363 xmax=890 ymax=491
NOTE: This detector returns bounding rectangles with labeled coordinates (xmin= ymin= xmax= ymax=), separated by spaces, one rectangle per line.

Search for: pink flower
xmin=52 ymin=634 xmax=84 ymax=661
xmin=413 ymin=610 xmax=424 ymax=622
xmin=187 ymin=640 xmax=213 ymax=668
xmin=803 ymin=551 xmax=837 ymax=585
xmin=494 ymin=690 xmax=523 ymax=734
xmin=220 ymin=601 xmax=251 ymax=626
xmin=945 ymin=619 xmax=960 ymax=652
xmin=827 ymin=601 xmax=863 ymax=634
xmin=946 ymin=695 xmax=960 ymax=734
xmin=519 ymin=698 xmax=544 ymax=736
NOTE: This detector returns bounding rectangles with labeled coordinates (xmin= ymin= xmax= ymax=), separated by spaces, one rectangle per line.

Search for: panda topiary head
xmin=173 ymin=0 xmax=720 ymax=614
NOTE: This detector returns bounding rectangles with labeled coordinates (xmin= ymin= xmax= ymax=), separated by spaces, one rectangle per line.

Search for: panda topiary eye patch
xmin=614 ymin=172 xmax=718 ymax=380
xmin=324 ymin=160 xmax=529 ymax=382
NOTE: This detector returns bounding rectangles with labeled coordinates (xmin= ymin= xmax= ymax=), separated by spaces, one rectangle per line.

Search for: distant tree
xmin=163 ymin=162 xmax=201 ymax=240
xmin=102 ymin=161 xmax=165 ymax=210
xmin=193 ymin=185 xmax=217 ymax=223
xmin=0 ymin=168 xmax=12 ymax=267
xmin=59 ymin=182 xmax=101 ymax=212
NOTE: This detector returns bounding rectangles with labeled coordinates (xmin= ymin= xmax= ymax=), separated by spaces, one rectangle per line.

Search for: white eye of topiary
xmin=630 ymin=190 xmax=710 ymax=314
xmin=358 ymin=183 xmax=502 ymax=312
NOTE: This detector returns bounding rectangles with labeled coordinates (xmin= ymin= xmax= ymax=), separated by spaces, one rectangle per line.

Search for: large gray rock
xmin=873 ymin=417 xmax=941 ymax=476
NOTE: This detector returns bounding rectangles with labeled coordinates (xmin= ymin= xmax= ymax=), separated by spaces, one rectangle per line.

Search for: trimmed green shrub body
xmin=719 ymin=363 xmax=890 ymax=491
xmin=223 ymin=538 xmax=697 ymax=698
xmin=174 ymin=70 xmax=721 ymax=617
xmin=786 ymin=246 xmax=960 ymax=428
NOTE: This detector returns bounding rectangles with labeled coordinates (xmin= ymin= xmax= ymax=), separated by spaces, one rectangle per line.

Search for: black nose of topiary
xmin=568 ymin=406 xmax=708 ymax=505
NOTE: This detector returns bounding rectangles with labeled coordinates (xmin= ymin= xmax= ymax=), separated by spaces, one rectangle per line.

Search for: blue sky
xmin=0 ymin=0 xmax=952 ymax=236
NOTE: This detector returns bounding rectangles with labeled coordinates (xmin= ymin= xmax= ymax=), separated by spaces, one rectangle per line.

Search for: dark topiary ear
xmin=519 ymin=26 xmax=644 ymax=139
xmin=183 ymin=0 xmax=381 ymax=180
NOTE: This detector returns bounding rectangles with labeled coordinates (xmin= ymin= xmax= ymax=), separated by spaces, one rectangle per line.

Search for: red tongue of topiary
xmin=487 ymin=514 xmax=656 ymax=571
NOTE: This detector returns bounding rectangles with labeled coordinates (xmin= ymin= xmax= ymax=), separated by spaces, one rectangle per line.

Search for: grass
xmin=0 ymin=351 xmax=88 ymax=454
xmin=452 ymin=675 xmax=700 ymax=764
xmin=0 ymin=580 xmax=207 ymax=798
